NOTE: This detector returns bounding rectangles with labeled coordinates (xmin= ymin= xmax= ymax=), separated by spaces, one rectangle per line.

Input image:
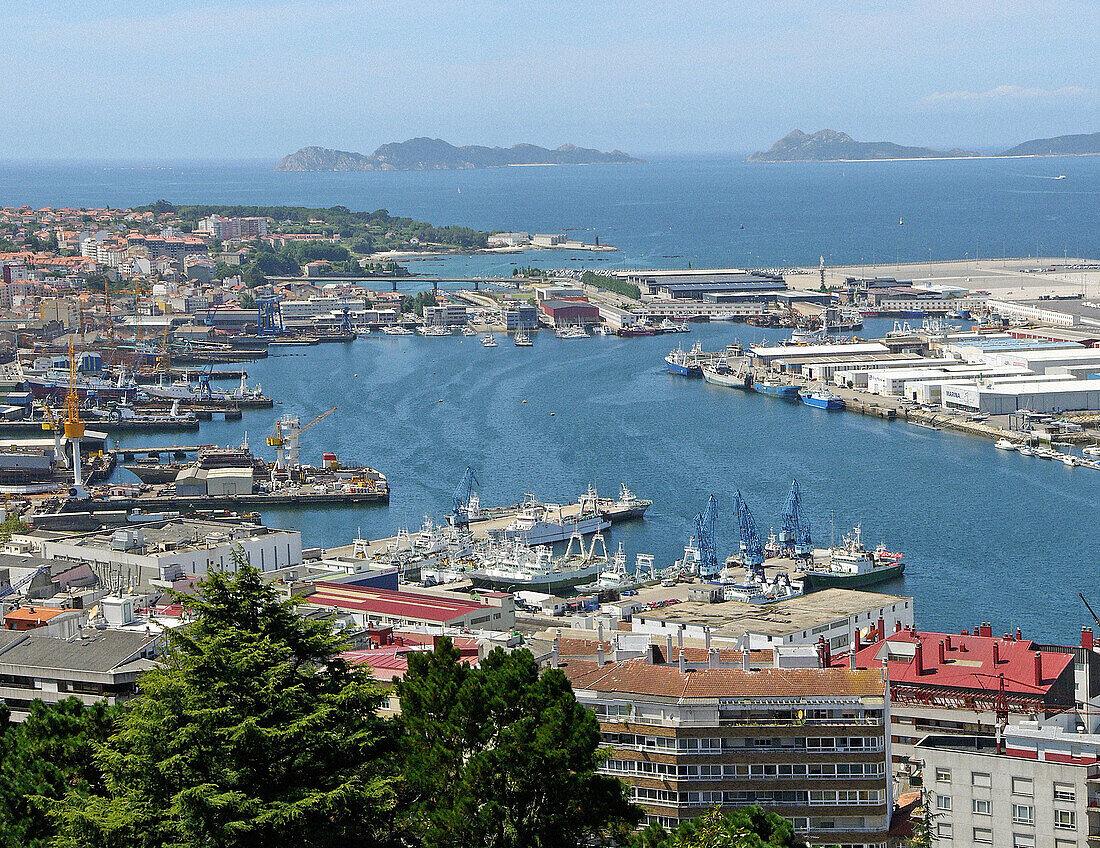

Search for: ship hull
xmin=800 ymin=394 xmax=846 ymax=410
xmin=467 ymin=566 xmax=600 ymax=593
xmin=801 ymin=561 xmax=904 ymax=591
xmin=493 ymin=515 xmax=610 ymax=546
xmin=702 ymin=369 xmax=749 ymax=389
xmin=666 ymin=358 xmax=702 ymax=377
xmin=752 ymin=383 xmax=799 ymax=400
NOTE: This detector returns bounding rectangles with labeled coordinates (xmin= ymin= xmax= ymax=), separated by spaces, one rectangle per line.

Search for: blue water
xmin=1 ymin=156 xmax=1097 ymax=268
xmin=4 ymin=157 xmax=1098 ymax=643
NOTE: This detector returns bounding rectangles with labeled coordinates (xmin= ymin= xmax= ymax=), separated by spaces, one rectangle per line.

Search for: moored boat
xmin=799 ymin=386 xmax=845 ymax=410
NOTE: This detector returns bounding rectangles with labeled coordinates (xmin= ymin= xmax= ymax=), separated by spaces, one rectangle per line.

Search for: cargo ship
xmin=800 ymin=524 xmax=904 ymax=590
xmin=488 ymin=493 xmax=610 ymax=545
xmin=466 ymin=532 xmax=608 ymax=592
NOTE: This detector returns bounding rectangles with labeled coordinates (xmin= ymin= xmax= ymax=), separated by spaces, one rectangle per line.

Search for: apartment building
xmin=915 ymin=717 xmax=1100 ymax=847
xmin=197 ymin=215 xmax=269 ymax=240
xmin=563 ymin=654 xmax=892 ymax=847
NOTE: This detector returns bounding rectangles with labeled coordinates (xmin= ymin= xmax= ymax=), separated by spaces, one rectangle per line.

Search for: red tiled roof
xmin=563 ymin=657 xmax=885 ymax=699
xmin=851 ymin=630 xmax=1073 ymax=697
xmin=307 ymin=582 xmax=483 ymax=624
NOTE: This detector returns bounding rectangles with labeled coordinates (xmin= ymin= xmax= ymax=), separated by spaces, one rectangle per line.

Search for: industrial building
xmin=629 ymin=588 xmax=913 ymax=651
xmin=301 ymin=581 xmax=516 ymax=631
xmin=625 ymin=271 xmax=786 ymax=300
xmin=563 ymin=654 xmax=893 ymax=845
xmin=38 ymin=518 xmax=302 ymax=584
xmin=539 ymin=299 xmax=601 ymax=327
xmin=750 ymin=342 xmax=891 ymax=371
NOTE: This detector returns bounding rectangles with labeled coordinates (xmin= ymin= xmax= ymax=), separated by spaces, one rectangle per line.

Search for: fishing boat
xmin=488 ymin=492 xmax=610 ymax=545
xmin=665 ymin=342 xmax=705 ymax=376
xmin=141 ymin=374 xmax=263 ymax=403
xmin=480 ymin=333 xmax=498 ymax=348
xmin=751 ymin=377 xmax=799 ymax=400
xmin=578 ymin=545 xmax=657 ymax=593
xmin=994 ymin=439 xmax=1018 ymax=451
xmin=466 ymin=533 xmax=605 ymax=592
xmin=801 ymin=524 xmax=904 ymax=591
xmin=514 ymin=331 xmax=533 ymax=347
xmin=702 ymin=363 xmax=750 ymax=389
xmin=799 ymin=386 xmax=845 ymax=410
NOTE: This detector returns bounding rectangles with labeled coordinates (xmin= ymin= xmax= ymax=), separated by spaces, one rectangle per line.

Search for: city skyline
xmin=1 ymin=0 xmax=1097 ymax=160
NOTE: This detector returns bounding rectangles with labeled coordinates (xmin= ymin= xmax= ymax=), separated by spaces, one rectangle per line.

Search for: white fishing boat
xmin=466 ymin=533 xmax=604 ymax=592
xmin=488 ymin=492 xmax=610 ymax=545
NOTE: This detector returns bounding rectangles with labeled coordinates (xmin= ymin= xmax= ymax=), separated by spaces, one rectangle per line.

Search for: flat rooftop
xmin=635 ymin=588 xmax=911 ymax=637
xmin=50 ymin=518 xmax=289 ymax=554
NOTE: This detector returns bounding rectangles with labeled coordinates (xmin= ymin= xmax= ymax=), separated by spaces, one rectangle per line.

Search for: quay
xmin=57 ymin=488 xmax=389 ymax=513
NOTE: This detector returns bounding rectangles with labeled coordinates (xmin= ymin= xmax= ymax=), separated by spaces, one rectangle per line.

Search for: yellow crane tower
xmin=63 ymin=337 xmax=87 ymax=498
xmin=267 ymin=406 xmax=336 ymax=481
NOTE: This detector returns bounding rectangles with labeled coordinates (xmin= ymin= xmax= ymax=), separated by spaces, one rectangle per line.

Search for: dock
xmin=58 ymin=488 xmax=390 ymax=513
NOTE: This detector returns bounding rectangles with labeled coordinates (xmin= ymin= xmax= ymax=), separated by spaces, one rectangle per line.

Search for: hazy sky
xmin=2 ymin=0 xmax=1097 ymax=160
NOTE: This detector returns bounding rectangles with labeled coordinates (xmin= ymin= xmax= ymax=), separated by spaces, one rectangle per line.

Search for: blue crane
xmin=450 ymin=466 xmax=480 ymax=528
xmin=693 ymin=494 xmax=719 ymax=578
xmin=735 ymin=490 xmax=765 ymax=569
xmin=255 ymin=294 xmax=284 ymax=336
xmin=779 ymin=478 xmax=813 ymax=558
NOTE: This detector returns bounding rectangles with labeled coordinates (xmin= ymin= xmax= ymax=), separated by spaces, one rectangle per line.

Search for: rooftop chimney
xmin=666 ymin=634 xmax=674 ymax=661
xmin=945 ymin=634 xmax=952 ymax=651
xmin=551 ymin=639 xmax=560 ymax=669
xmin=877 ymin=616 xmax=885 ymax=642
xmin=938 ymin=640 xmax=946 ymax=665
xmin=677 ymin=627 xmax=683 ymax=648
xmin=705 ymin=627 xmax=711 ymax=650
xmin=679 ymin=650 xmax=686 ymax=673
xmin=980 ymin=622 xmax=993 ymax=638
xmin=1016 ymin=627 xmax=1022 ymax=641
xmin=913 ymin=640 xmax=925 ymax=676
xmin=1034 ymin=652 xmax=1043 ymax=686
xmin=742 ymin=648 xmax=751 ymax=671
xmin=992 ymin=642 xmax=1000 ymax=665
xmin=1083 ymin=627 xmax=1095 ymax=651
xmin=709 ymin=647 xmax=719 ymax=668
xmin=817 ymin=636 xmax=827 ymax=668
xmin=895 ymin=620 xmax=903 ymax=633
xmin=849 ymin=647 xmax=857 ymax=669
xmin=973 ymin=626 xmax=980 ymax=636
xmin=598 ymin=622 xmax=604 ymax=642
xmin=596 ymin=645 xmax=605 ymax=666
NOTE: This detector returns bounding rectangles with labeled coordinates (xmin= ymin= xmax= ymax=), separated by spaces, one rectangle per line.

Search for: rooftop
xmin=0 ymin=629 xmax=158 ymax=674
xmin=636 ymin=588 xmax=910 ymax=638
xmin=563 ymin=657 xmax=886 ymax=700
xmin=304 ymin=582 xmax=484 ymax=624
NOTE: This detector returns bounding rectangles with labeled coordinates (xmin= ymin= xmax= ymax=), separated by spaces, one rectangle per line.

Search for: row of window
xmin=934 ymin=767 xmax=1076 ymax=802
xmin=936 ymin=823 xmax=1078 ymax=846
xmin=602 ymin=732 xmax=883 ymax=754
xmin=630 ymin=787 xmax=884 ymax=807
xmin=602 ymin=759 xmax=885 ymax=780
xmin=935 ymin=795 xmax=1035 ymax=824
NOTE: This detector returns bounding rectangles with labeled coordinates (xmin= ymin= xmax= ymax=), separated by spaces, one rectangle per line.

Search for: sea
xmin=2 ymin=155 xmax=1098 ymax=643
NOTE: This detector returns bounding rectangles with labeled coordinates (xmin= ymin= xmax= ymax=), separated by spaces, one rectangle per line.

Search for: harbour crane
xmin=255 ymin=294 xmax=284 ymax=336
xmin=735 ymin=490 xmax=765 ymax=570
xmin=267 ymin=406 xmax=337 ymax=479
xmin=449 ymin=466 xmax=480 ymax=528
xmin=693 ymin=494 xmax=719 ymax=578
xmin=779 ymin=478 xmax=813 ymax=559
xmin=40 ymin=402 xmax=68 ymax=470
xmin=63 ymin=337 xmax=88 ymax=499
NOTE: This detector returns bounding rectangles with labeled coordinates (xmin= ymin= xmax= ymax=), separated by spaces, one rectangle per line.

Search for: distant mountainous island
xmin=748 ymin=130 xmax=978 ymax=162
xmin=275 ymin=139 xmax=642 ymax=171
xmin=750 ymin=128 xmax=1100 ymax=162
xmin=1000 ymin=131 xmax=1100 ymax=157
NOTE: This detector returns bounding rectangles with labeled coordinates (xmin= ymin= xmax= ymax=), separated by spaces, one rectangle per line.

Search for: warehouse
xmin=945 ymin=335 xmax=1079 ymax=364
xmin=972 ymin=379 xmax=1100 ymax=414
xmin=539 ymin=299 xmax=600 ymax=327
xmin=983 ymin=346 xmax=1100 ymax=374
xmin=828 ymin=357 xmax=957 ymax=388
xmin=749 ymin=341 xmax=890 ymax=370
xmin=915 ymin=374 xmax=1076 ymax=408
xmin=302 ymin=582 xmax=515 ymax=631
xmin=867 ymin=366 xmax=1027 ymax=397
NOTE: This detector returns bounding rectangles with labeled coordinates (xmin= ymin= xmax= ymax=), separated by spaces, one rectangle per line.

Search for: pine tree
xmin=51 ymin=557 xmax=397 ymax=848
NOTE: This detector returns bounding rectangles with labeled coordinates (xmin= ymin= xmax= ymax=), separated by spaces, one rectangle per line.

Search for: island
xmin=275 ymin=139 xmax=643 ymax=171
xmin=748 ymin=129 xmax=979 ymax=162
xmin=999 ymin=131 xmax=1100 ymax=157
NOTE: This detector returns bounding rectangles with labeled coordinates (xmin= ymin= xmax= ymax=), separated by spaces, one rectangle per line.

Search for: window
xmin=972 ymin=771 xmax=992 ymax=788
xmin=972 ymin=798 xmax=991 ymax=815
xmin=1054 ymin=809 xmax=1076 ymax=830
xmin=935 ymin=767 xmax=951 ymax=783
xmin=936 ymin=823 xmax=953 ymax=839
xmin=973 ymin=827 xmax=993 ymax=843
xmin=1012 ymin=804 xmax=1034 ymax=825
xmin=1013 ymin=835 xmax=1035 ymax=848
xmin=1055 ymin=840 xmax=1078 ymax=848
xmin=1054 ymin=782 xmax=1076 ymax=803
xmin=1012 ymin=776 xmax=1033 ymax=796
xmin=935 ymin=795 xmax=951 ymax=812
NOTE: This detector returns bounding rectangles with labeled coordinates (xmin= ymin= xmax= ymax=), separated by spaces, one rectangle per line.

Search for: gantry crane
xmin=779 ymin=478 xmax=813 ymax=559
xmin=735 ymin=490 xmax=765 ymax=570
xmin=267 ymin=406 xmax=337 ymax=480
xmin=693 ymin=494 xmax=719 ymax=578
xmin=449 ymin=466 xmax=480 ymax=528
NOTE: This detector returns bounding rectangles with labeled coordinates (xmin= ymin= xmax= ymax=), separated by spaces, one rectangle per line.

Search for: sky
xmin=1 ymin=0 xmax=1098 ymax=160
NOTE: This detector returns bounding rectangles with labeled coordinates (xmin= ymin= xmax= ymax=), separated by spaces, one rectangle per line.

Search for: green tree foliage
xmin=0 ymin=699 xmax=118 ymax=848
xmin=50 ymin=560 xmax=396 ymax=848
xmin=286 ymin=241 xmax=351 ymax=263
xmin=239 ymin=291 xmax=256 ymax=310
xmin=511 ymin=265 xmax=547 ymax=277
xmin=582 ymin=270 xmax=641 ymax=300
xmin=0 ymin=513 xmax=29 ymax=544
xmin=626 ymin=806 xmax=811 ymax=848
xmin=396 ymin=639 xmax=640 ymax=848
xmin=400 ymin=290 xmax=438 ymax=316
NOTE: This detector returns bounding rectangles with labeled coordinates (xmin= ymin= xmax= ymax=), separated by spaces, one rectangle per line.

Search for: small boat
xmin=461 ymin=325 xmax=477 ymax=336
xmin=556 ymin=326 xmax=588 ymax=340
xmin=994 ymin=439 xmax=1018 ymax=451
xmin=1062 ymin=454 xmax=1079 ymax=467
xmin=1082 ymin=446 xmax=1100 ymax=458
xmin=1018 ymin=446 xmax=1035 ymax=456
xmin=381 ymin=325 xmax=413 ymax=335
xmin=513 ymin=331 xmax=533 ymax=347
xmin=909 ymin=419 xmax=942 ymax=431
xmin=799 ymin=386 xmax=845 ymax=410
xmin=480 ymin=334 xmax=498 ymax=348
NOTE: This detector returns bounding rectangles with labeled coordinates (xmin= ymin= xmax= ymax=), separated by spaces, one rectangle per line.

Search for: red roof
xmin=851 ymin=630 xmax=1073 ymax=697
xmin=307 ymin=582 xmax=483 ymax=624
